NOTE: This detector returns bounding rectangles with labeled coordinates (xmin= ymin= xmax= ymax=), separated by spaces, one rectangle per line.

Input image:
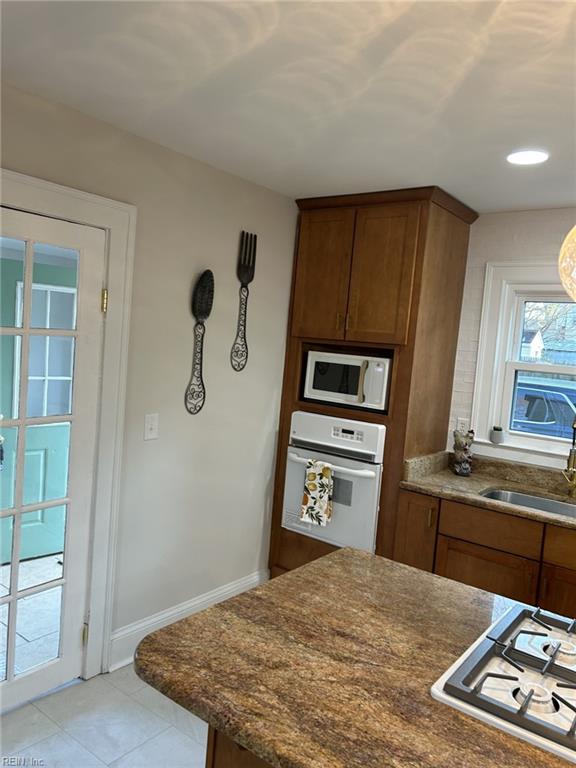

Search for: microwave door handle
xmin=287 ymin=452 xmax=376 ymax=479
xmin=357 ymin=360 xmax=368 ymax=404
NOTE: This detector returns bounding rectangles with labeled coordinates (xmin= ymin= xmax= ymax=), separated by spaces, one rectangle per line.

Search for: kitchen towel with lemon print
xmin=300 ymin=460 xmax=333 ymax=526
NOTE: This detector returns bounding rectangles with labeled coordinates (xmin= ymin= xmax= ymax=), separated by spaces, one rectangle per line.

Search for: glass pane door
xmin=0 ymin=208 xmax=105 ymax=709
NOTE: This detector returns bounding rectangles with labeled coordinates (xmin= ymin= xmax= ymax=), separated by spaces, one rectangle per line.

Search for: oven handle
xmin=287 ymin=451 xmax=377 ymax=478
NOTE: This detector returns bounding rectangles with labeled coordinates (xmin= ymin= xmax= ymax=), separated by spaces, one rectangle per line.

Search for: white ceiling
xmin=2 ymin=1 xmax=575 ymax=212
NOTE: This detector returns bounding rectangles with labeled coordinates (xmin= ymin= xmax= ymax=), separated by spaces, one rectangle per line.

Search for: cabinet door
xmin=539 ymin=564 xmax=576 ymax=616
xmin=439 ymin=500 xmax=543 ymax=559
xmin=276 ymin=528 xmax=337 ymax=572
xmin=393 ymin=491 xmax=438 ymax=572
xmin=291 ymin=208 xmax=355 ymax=339
xmin=346 ymin=203 xmax=420 ymax=344
xmin=207 ymin=726 xmax=268 ymax=768
xmin=435 ymin=536 xmax=539 ymax=603
xmin=543 ymin=525 xmax=576 ymax=570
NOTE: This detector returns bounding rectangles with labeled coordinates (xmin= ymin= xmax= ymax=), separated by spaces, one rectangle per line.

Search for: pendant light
xmin=559 ymin=225 xmax=576 ymax=301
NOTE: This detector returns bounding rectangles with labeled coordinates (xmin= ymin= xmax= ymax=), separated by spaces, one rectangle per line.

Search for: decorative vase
xmin=490 ymin=427 xmax=504 ymax=444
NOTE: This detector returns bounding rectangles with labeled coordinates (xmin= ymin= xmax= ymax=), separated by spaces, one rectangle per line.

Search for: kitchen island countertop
xmin=135 ymin=549 xmax=568 ymax=767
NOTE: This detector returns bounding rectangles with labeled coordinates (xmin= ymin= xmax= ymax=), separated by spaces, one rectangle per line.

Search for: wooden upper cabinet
xmin=347 ymin=203 xmax=420 ymax=344
xmin=290 ymin=202 xmax=421 ymax=343
xmin=290 ymin=208 xmax=355 ymax=339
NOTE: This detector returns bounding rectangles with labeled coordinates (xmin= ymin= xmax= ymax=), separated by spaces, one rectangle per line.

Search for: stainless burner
xmin=544 ymin=640 xmax=576 ymax=666
xmin=513 ymin=683 xmax=560 ymax=715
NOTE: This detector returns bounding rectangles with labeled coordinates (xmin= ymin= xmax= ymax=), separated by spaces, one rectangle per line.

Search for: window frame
xmin=14 ymin=281 xmax=77 ymax=418
xmin=471 ymin=262 xmax=576 ymax=467
xmin=16 ymin=280 xmax=78 ymax=329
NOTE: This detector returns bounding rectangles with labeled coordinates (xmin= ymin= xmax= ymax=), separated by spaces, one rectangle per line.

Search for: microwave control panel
xmin=332 ymin=426 xmax=364 ymax=443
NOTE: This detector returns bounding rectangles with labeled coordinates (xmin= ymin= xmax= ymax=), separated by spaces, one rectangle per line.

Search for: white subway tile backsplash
xmin=448 ymin=207 xmax=575 ymax=447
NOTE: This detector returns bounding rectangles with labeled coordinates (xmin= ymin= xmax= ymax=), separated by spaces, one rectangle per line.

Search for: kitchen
xmin=0 ymin=1 xmax=575 ymax=767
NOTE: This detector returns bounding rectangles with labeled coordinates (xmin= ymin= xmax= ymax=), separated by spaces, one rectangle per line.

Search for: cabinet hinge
xmin=82 ymin=622 xmax=89 ymax=647
xmin=101 ymin=288 xmax=109 ymax=315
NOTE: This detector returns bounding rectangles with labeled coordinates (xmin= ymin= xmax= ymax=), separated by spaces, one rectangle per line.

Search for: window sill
xmin=472 ymin=437 xmax=568 ymax=470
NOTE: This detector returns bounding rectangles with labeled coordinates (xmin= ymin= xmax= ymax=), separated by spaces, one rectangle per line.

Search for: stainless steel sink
xmin=480 ymin=488 xmax=576 ymax=518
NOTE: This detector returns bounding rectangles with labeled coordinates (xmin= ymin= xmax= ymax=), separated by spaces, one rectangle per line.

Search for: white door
xmin=0 ymin=207 xmax=105 ymax=710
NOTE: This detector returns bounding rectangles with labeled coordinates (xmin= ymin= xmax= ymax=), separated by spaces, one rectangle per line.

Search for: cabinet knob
xmin=427 ymin=508 xmax=435 ymax=527
xmin=336 ymin=313 xmax=345 ymax=331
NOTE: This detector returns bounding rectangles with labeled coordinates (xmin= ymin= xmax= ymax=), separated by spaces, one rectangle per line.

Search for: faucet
xmin=563 ymin=416 xmax=576 ymax=497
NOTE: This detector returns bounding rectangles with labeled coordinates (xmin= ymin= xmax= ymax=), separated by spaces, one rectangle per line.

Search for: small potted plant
xmin=490 ymin=425 xmax=504 ymax=444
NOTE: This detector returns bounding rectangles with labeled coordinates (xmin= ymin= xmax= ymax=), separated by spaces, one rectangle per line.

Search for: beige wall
xmin=448 ymin=207 xmax=575 ymax=446
xmin=1 ymin=85 xmax=297 ymax=630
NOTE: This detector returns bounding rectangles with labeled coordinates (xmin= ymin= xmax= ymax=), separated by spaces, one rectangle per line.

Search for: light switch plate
xmin=144 ymin=412 xmax=159 ymax=440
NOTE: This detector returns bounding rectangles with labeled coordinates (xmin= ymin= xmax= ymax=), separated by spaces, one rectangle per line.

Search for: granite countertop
xmin=401 ymin=452 xmax=576 ymax=530
xmin=134 ymin=549 xmax=567 ymax=768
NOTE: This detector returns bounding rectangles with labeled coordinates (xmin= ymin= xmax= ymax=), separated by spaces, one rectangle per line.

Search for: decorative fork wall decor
xmin=230 ymin=230 xmax=257 ymax=371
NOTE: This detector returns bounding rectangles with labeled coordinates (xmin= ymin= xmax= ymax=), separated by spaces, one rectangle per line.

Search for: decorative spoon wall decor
xmin=184 ymin=269 xmax=214 ymax=414
xmin=230 ymin=230 xmax=257 ymax=371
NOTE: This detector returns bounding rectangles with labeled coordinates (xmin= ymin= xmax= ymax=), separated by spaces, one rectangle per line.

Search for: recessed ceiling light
xmin=506 ymin=149 xmax=549 ymax=165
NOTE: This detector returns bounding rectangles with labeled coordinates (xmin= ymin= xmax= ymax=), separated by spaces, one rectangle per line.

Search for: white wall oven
xmin=282 ymin=411 xmax=386 ymax=551
xmin=303 ymin=350 xmax=391 ymax=412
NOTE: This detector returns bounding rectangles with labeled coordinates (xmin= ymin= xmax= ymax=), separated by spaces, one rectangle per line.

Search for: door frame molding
xmin=1 ymin=168 xmax=136 ymax=678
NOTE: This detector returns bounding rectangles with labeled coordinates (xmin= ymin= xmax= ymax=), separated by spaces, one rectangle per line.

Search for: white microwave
xmin=303 ymin=351 xmax=391 ymax=411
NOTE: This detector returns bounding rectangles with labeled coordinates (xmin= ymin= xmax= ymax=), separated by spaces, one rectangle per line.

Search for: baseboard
xmin=108 ymin=568 xmax=269 ymax=671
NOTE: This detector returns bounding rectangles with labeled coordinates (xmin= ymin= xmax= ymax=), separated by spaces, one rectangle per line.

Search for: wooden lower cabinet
xmin=543 ymin=525 xmax=576 ymax=570
xmin=434 ymin=535 xmax=539 ymax=604
xmin=539 ymin=564 xmax=576 ymax=615
xmin=438 ymin=500 xmax=543 ymax=559
xmin=206 ymin=726 xmax=269 ymax=768
xmin=395 ymin=491 xmax=576 ymax=610
xmin=393 ymin=491 xmax=438 ymax=571
xmin=275 ymin=528 xmax=337 ymax=573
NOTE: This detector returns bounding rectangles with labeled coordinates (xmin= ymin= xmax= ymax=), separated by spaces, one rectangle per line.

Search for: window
xmin=26 ymin=334 xmax=75 ymax=417
xmin=506 ymin=301 xmax=576 ymax=440
xmin=14 ymin=283 xmax=77 ymax=418
xmin=472 ymin=263 xmax=576 ymax=461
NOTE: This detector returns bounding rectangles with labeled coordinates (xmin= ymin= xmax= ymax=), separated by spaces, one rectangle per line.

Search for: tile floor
xmin=0 ymin=555 xmax=63 ymax=679
xmin=0 ymin=664 xmax=208 ymax=767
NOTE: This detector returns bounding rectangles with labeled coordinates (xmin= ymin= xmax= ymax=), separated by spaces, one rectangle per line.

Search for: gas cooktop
xmin=432 ymin=604 xmax=576 ymax=763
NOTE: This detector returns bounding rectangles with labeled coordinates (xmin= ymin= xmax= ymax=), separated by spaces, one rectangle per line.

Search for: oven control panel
xmin=290 ymin=411 xmax=386 ymax=464
xmin=332 ymin=427 xmax=364 ymax=443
